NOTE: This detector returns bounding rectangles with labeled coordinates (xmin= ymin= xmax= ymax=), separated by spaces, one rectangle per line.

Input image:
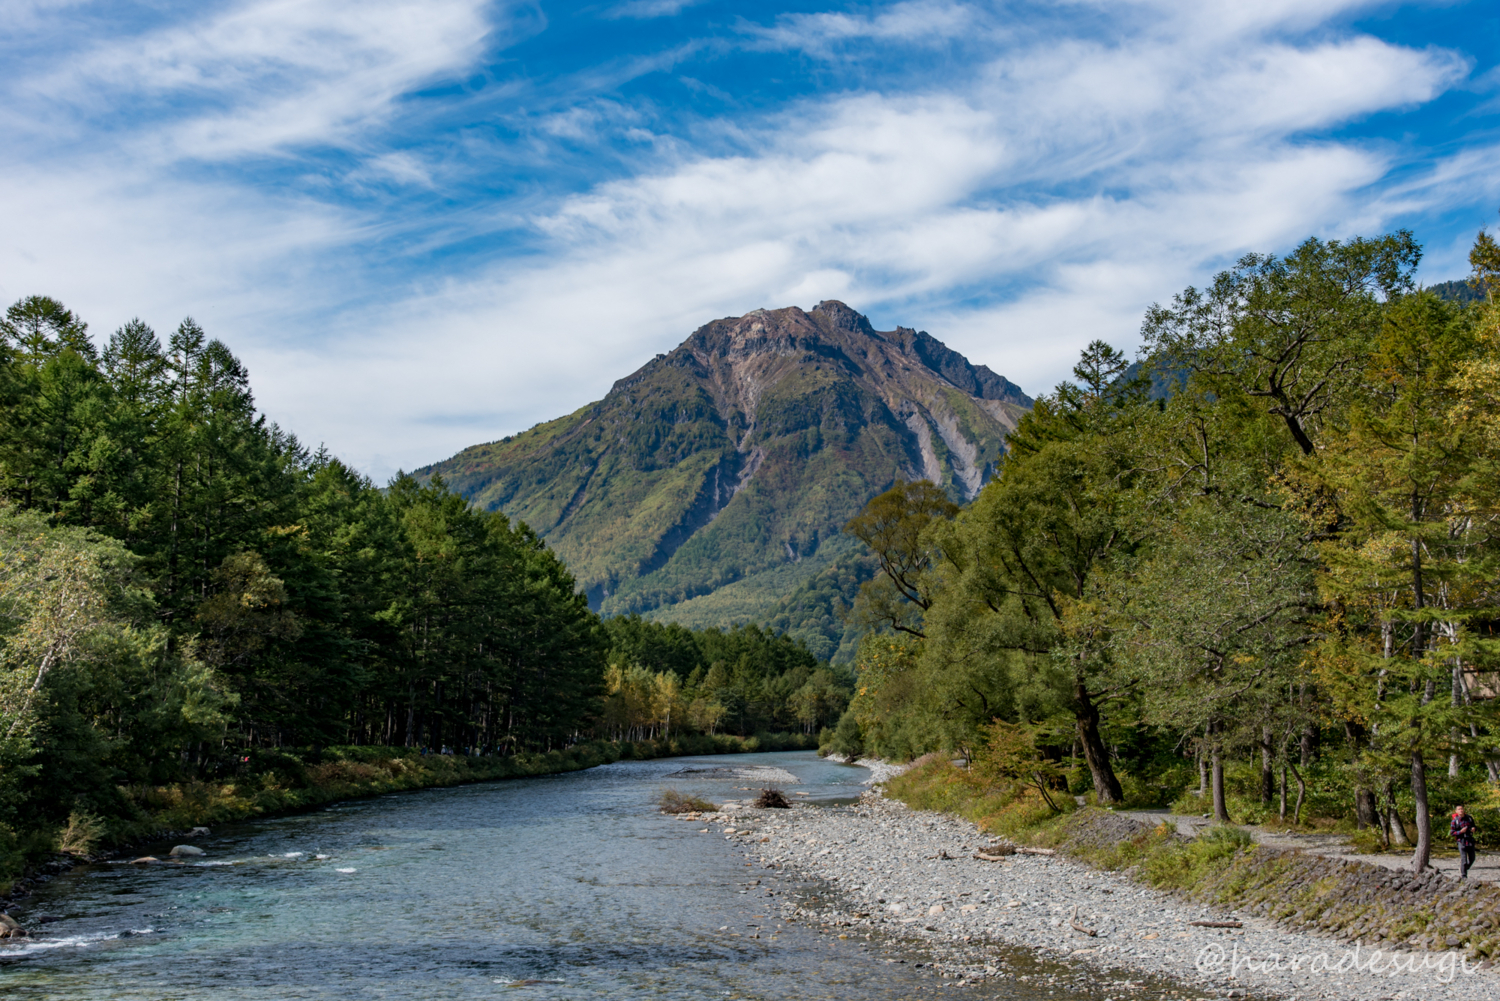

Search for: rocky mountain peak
xmin=420 ymin=302 xmax=1031 ymax=623
xmin=810 ymin=299 xmax=878 ymax=337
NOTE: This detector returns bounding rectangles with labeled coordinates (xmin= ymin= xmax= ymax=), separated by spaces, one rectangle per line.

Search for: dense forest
xmin=599 ymin=617 xmax=849 ymax=740
xmin=827 ymin=226 xmax=1500 ymax=873
xmin=0 ymin=300 xmax=837 ymax=876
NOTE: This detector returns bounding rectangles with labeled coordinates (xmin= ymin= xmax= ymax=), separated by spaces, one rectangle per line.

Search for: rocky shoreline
xmin=685 ymin=791 xmax=1498 ymax=1000
xmin=0 ymin=824 xmax=212 ymax=935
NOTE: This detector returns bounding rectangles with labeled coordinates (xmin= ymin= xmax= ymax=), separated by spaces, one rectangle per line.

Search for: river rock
xmin=0 ymin=912 xmax=25 ymax=938
xmin=190 ymin=827 xmax=210 ymax=836
xmin=169 ymin=845 xmax=205 ymax=857
xmin=129 ymin=856 xmax=158 ymax=864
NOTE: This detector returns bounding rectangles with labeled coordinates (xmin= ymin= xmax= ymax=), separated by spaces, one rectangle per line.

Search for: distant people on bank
xmin=1452 ymin=805 xmax=1478 ymax=878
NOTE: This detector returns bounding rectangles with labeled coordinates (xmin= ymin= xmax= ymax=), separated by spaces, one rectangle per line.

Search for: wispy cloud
xmin=603 ymin=0 xmax=705 ymax=20
xmin=6 ymin=0 xmax=507 ymax=160
xmin=0 ymin=0 xmax=1492 ymax=482
xmin=741 ymin=0 xmax=974 ymax=54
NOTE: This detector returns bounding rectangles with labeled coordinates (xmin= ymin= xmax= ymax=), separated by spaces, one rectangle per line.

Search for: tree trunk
xmin=1385 ymin=780 xmax=1411 ymax=847
xmin=1355 ymin=788 xmax=1379 ymax=831
xmin=1278 ymin=761 xmax=1287 ymax=822
xmin=1287 ymin=759 xmax=1306 ymax=826
xmin=1211 ymin=737 xmax=1231 ymax=823
xmin=1261 ymin=727 xmax=1274 ymax=805
xmin=1452 ymin=658 xmax=1466 ymax=778
xmin=1074 ymin=682 xmax=1123 ymax=805
xmin=1300 ymin=724 xmax=1315 ymax=768
xmin=1411 ymin=750 xmax=1431 ymax=873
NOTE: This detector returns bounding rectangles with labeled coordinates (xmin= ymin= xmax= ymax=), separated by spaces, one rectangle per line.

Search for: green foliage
xmin=643 ymin=535 xmax=875 ymax=664
xmin=1136 ymin=825 xmax=1255 ymax=890
xmin=844 ymin=478 xmax=959 ymax=637
xmin=820 ymin=708 xmax=864 ymax=758
xmin=883 ymin=756 xmax=1073 ymax=840
xmin=976 ymin=720 xmax=1068 ymax=811
xmin=841 ymin=227 xmax=1500 ymax=867
xmin=0 ymin=296 xmax=626 ymax=886
xmin=600 ymin=616 xmax=851 ymax=739
xmin=54 ymin=810 xmax=105 ymax=856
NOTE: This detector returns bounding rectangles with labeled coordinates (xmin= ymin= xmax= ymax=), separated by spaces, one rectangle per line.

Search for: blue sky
xmin=3 ymin=0 xmax=1498 ymax=481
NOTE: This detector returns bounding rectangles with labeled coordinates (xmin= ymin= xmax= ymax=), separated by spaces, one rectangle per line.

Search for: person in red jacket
xmin=1452 ymin=805 xmax=1478 ymax=878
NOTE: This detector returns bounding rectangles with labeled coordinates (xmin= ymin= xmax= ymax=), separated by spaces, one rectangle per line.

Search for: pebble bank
xmin=678 ymin=792 xmax=1499 ymax=1000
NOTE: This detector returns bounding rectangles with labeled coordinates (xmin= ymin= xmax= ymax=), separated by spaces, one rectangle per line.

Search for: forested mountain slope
xmin=419 ymin=301 xmax=1030 ymax=626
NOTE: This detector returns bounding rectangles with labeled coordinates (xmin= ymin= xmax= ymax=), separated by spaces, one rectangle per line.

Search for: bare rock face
xmin=419 ymin=302 xmax=1030 ymax=632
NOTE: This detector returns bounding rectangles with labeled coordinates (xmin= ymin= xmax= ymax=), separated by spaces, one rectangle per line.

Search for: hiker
xmin=1452 ymin=805 xmax=1478 ymax=878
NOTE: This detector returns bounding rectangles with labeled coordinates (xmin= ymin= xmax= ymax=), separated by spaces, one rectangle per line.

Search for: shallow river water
xmin=1 ymin=751 xmax=1102 ymax=1000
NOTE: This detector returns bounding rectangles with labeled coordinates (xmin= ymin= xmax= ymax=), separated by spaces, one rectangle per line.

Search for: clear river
xmin=0 ymin=751 xmax=1098 ymax=1000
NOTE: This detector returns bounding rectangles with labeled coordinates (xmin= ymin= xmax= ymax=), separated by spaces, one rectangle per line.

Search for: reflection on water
xmin=1 ymin=751 xmax=1082 ymax=999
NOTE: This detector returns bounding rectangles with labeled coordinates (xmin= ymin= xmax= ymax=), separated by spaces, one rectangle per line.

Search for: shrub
xmin=1200 ymin=824 xmax=1254 ymax=851
xmin=820 ymin=710 xmax=864 ymax=758
xmin=885 ymin=755 xmax=1073 ymax=841
xmin=974 ymin=720 xmax=1067 ymax=811
xmin=658 ymin=789 xmax=717 ymax=814
xmin=1139 ymin=823 xmax=1255 ymax=891
xmin=55 ymin=810 xmax=106 ymax=856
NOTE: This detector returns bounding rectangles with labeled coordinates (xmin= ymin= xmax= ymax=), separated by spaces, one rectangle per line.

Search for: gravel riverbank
xmin=688 ymin=792 xmax=1499 ymax=1000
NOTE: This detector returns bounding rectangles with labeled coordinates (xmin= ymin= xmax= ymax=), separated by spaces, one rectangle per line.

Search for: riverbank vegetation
xmin=0 ymin=297 xmax=838 ymax=889
xmin=829 ymin=226 xmax=1500 ymax=873
xmin=601 ymin=616 xmax=851 ymax=740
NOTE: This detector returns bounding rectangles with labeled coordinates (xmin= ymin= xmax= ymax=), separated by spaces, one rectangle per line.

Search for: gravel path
xmin=1121 ymin=807 xmax=1500 ymax=886
xmin=680 ymin=793 xmax=1499 ymax=1000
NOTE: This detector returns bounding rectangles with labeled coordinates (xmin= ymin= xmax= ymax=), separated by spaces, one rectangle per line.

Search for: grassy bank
xmin=885 ymin=756 xmax=1500 ymax=959
xmin=1 ymin=731 xmax=816 ymax=895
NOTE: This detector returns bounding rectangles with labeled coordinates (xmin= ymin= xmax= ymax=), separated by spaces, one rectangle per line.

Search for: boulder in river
xmin=129 ymin=856 xmax=158 ymax=864
xmin=169 ymin=845 xmax=205 ymax=857
xmin=0 ymin=912 xmax=26 ymax=938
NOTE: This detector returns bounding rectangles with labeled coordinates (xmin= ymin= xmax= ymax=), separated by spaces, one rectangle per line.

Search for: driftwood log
xmin=1070 ymin=905 xmax=1097 ymax=937
xmin=1189 ymin=920 xmax=1243 ymax=929
xmin=973 ymin=844 xmax=1015 ymax=861
xmin=973 ymin=844 xmax=1056 ymax=860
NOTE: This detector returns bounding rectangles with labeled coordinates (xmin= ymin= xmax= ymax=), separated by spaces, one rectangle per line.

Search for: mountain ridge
xmin=418 ymin=301 xmax=1030 ymax=633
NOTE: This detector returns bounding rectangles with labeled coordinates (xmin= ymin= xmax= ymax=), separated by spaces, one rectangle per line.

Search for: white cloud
xmin=9 ymin=0 xmax=499 ymax=159
xmin=0 ymin=0 xmax=1489 ymax=483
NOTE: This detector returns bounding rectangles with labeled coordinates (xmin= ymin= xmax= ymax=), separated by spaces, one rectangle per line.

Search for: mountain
xmin=1430 ymin=279 xmax=1485 ymax=304
xmin=418 ymin=301 xmax=1030 ymax=644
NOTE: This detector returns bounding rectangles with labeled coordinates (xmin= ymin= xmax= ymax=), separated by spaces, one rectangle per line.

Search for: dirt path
xmin=1118 ymin=807 xmax=1498 ymax=883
